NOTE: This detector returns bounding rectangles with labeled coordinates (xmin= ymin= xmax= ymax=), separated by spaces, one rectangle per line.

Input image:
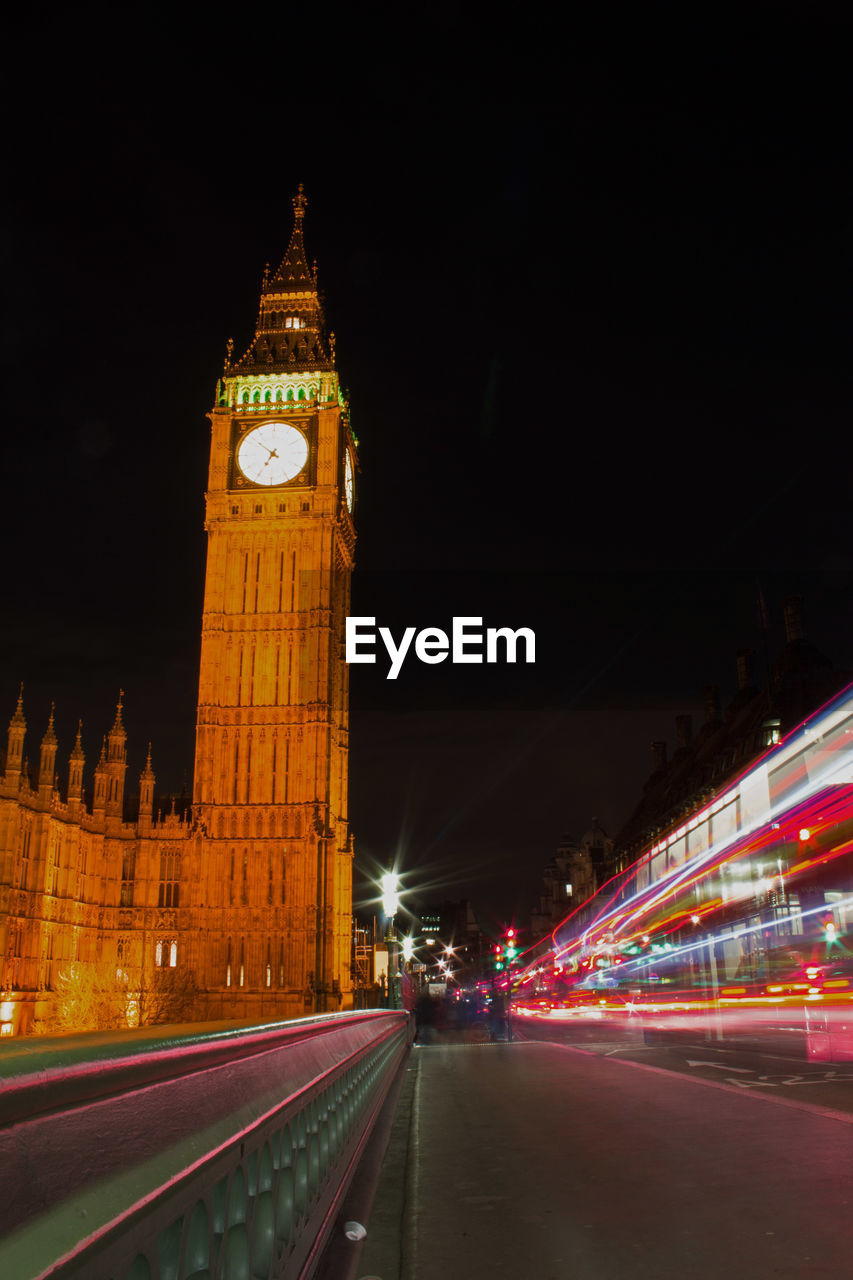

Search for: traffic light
xmin=503 ymin=927 xmax=518 ymax=964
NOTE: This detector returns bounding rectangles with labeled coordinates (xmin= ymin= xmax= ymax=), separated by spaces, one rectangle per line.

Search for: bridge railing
xmin=0 ymin=1009 xmax=413 ymax=1280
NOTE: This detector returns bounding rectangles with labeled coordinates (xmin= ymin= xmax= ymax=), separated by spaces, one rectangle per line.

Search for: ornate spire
xmin=229 ymin=187 xmax=335 ymax=375
xmin=111 ymin=690 xmax=125 ymax=734
xmin=10 ymin=684 xmax=25 ymax=729
xmin=141 ymin=743 xmax=154 ymax=780
xmin=70 ymin=720 xmax=84 ymax=761
xmin=270 ymin=184 xmax=314 ymax=287
xmin=42 ymin=703 xmax=57 ymax=747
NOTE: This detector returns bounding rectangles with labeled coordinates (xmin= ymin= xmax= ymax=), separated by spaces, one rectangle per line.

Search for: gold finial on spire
xmin=293 ymin=183 xmax=307 ymax=221
xmin=225 ymin=337 xmax=234 ymax=369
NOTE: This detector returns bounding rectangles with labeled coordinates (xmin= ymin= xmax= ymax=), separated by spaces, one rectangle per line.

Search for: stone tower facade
xmin=191 ymin=187 xmax=357 ymax=1017
xmin=0 ymin=192 xmax=357 ymax=1034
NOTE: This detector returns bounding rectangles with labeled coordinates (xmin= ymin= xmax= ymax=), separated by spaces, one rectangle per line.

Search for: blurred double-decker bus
xmin=517 ymin=683 xmax=853 ymax=1059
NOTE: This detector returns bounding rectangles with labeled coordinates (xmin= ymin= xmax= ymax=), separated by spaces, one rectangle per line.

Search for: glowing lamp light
xmin=381 ymin=871 xmax=399 ymax=917
xmin=402 ymin=936 xmax=415 ymax=962
xmin=690 ymin=914 xmax=700 ymax=925
xmin=799 ymin=828 xmax=811 ymax=842
xmin=826 ymin=921 xmax=838 ymax=943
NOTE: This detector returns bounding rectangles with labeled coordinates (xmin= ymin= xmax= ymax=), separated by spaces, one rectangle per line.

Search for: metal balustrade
xmin=0 ymin=1010 xmax=412 ymax=1280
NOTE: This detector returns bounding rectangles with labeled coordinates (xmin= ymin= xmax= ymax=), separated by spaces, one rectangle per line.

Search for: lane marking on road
xmin=686 ymin=1060 xmax=753 ymax=1073
xmin=535 ymin=1038 xmax=853 ymax=1125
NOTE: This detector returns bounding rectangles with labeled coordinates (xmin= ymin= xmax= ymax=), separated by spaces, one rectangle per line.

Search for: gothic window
xmin=264 ymin=389 xmax=271 ymax=403
xmin=121 ymin=848 xmax=136 ymax=907
xmin=155 ymin=938 xmax=177 ymax=967
xmin=239 ymin=938 xmax=245 ymax=987
xmin=242 ymin=849 xmax=248 ymax=905
xmin=297 ymin=388 xmax=305 ymax=401
xmin=266 ymin=939 xmax=272 ymax=988
xmin=241 ymin=389 xmax=250 ymax=405
xmin=226 ymin=937 xmax=232 ymax=987
xmin=275 ymin=388 xmax=283 ymax=402
xmin=17 ymin=821 xmax=32 ymax=890
xmin=286 ymin=389 xmax=294 ymax=402
xmin=252 ymin=389 xmax=261 ymax=404
xmin=158 ymin=848 xmax=181 ymax=908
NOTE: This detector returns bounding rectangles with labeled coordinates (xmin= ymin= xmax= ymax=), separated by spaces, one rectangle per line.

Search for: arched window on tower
xmin=158 ymin=848 xmax=181 ymax=908
xmin=121 ymin=848 xmax=136 ymax=907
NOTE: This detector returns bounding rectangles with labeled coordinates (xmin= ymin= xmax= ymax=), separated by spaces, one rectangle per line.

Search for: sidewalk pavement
xmin=352 ymin=1030 xmax=853 ymax=1280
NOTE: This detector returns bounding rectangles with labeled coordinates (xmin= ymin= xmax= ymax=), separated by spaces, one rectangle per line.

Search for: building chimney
xmin=675 ymin=714 xmax=692 ymax=751
xmin=650 ymin=741 xmax=668 ymax=772
xmin=736 ymin=649 xmax=755 ymax=692
xmin=704 ymin=685 xmax=721 ymax=725
xmin=783 ymin=596 xmax=805 ymax=644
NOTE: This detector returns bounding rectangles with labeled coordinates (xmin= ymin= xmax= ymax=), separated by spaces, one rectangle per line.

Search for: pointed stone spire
xmin=139 ymin=743 xmax=155 ymax=834
xmin=93 ymin=735 xmax=108 ymax=813
xmin=108 ymin=690 xmax=127 ymax=759
xmin=4 ymin=685 xmax=26 ymax=785
xmin=68 ymin=720 xmax=85 ymax=806
xmin=271 ymin=184 xmax=314 ymax=287
xmin=42 ymin=703 xmax=57 ymax=744
xmin=39 ymin=703 xmax=58 ymax=790
xmin=230 ymin=187 xmax=335 ymax=376
xmin=105 ymin=692 xmax=127 ymax=818
xmin=10 ymin=684 xmax=25 ymax=728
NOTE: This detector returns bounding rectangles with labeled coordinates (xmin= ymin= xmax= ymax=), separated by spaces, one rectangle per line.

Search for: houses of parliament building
xmin=0 ymin=190 xmax=358 ymax=1035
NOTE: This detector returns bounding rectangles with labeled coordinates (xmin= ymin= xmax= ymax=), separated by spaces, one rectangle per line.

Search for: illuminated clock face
xmin=344 ymin=450 xmax=354 ymax=512
xmin=236 ymin=421 xmax=308 ymax=486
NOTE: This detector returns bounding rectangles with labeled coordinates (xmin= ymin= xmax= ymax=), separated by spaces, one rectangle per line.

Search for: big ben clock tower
xmin=193 ymin=188 xmax=357 ymax=1017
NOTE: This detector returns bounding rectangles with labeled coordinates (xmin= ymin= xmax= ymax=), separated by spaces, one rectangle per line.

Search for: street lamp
xmin=380 ymin=869 xmax=402 ymax=1009
xmin=381 ymin=871 xmax=400 ymax=918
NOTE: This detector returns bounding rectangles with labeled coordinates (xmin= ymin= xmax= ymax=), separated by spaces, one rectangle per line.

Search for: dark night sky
xmin=2 ymin=7 xmax=852 ymax=928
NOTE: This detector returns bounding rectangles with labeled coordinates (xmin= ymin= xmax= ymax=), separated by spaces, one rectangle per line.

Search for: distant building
xmin=416 ymin=899 xmax=490 ymax=979
xmin=530 ymin=597 xmax=850 ymax=952
xmin=530 ymin=820 xmax=613 ymax=941
xmin=614 ymin=597 xmax=849 ymax=870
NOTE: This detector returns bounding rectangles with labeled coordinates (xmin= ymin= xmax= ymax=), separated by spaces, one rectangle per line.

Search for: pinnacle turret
xmin=39 ymin=703 xmax=58 ymax=790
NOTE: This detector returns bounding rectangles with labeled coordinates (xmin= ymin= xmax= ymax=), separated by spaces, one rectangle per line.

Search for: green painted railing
xmin=0 ymin=1010 xmax=412 ymax=1280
